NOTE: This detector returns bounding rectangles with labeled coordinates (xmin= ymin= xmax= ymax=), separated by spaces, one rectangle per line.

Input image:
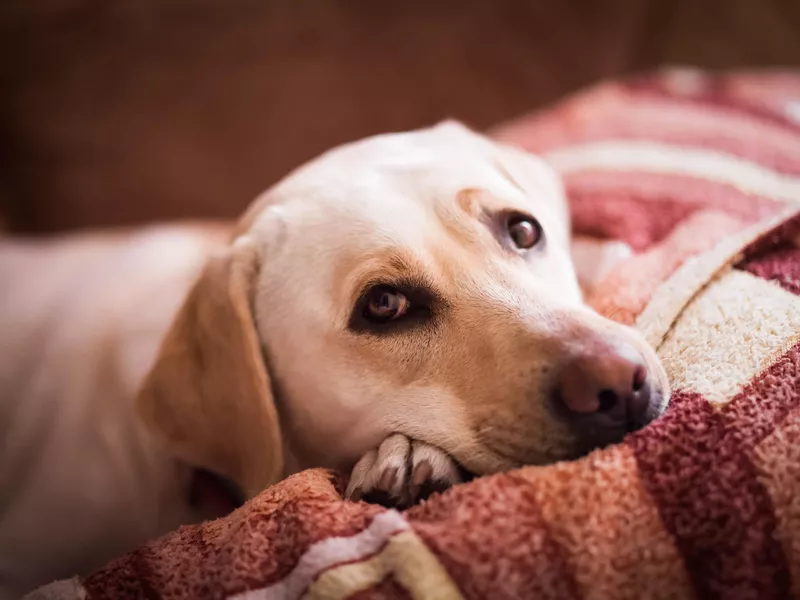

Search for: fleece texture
xmin=28 ymin=68 xmax=800 ymax=600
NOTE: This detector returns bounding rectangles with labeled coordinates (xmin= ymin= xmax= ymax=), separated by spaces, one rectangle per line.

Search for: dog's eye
xmin=350 ymin=282 xmax=436 ymax=333
xmin=364 ymin=286 xmax=410 ymax=323
xmin=507 ymin=215 xmax=542 ymax=250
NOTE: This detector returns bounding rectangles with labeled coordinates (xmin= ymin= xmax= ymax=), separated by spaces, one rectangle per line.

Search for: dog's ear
xmin=136 ymin=238 xmax=282 ymax=498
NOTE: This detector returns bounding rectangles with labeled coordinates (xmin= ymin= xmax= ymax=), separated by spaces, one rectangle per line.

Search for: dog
xmin=0 ymin=121 xmax=668 ymax=599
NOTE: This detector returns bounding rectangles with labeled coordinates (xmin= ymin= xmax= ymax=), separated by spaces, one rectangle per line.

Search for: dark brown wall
xmin=2 ymin=0 xmax=800 ymax=233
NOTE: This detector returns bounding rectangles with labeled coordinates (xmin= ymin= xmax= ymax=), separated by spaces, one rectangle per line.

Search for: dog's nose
xmin=553 ymin=341 xmax=651 ymax=426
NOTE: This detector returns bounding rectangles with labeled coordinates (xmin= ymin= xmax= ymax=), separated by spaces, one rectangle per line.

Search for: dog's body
xmin=0 ymin=123 xmax=668 ymax=599
xmin=0 ymin=226 xmax=230 ymax=598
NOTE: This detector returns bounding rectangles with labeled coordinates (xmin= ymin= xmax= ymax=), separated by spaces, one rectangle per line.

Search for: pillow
xmin=29 ymin=68 xmax=800 ymax=600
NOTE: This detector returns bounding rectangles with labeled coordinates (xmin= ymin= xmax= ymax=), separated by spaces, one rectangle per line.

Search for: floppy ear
xmin=136 ymin=238 xmax=282 ymax=498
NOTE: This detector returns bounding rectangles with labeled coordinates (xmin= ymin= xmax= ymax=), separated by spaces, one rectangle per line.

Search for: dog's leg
xmin=345 ymin=434 xmax=461 ymax=508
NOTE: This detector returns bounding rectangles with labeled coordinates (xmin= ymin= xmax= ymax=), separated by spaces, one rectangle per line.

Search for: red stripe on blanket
xmin=737 ymin=213 xmax=800 ymax=262
xmin=566 ymin=171 xmax=779 ymax=251
xmin=83 ymin=470 xmax=385 ymax=598
xmin=720 ymin=74 xmax=800 ymax=119
xmin=723 ymin=342 xmax=800 ymax=450
xmin=569 ymin=191 xmax=696 ymax=252
xmin=570 ymin=94 xmax=800 ymax=173
xmin=83 ymin=516 xmax=208 ymax=600
xmin=229 ymin=498 xmax=385 ymax=591
xmin=628 ymin=390 xmax=792 ymax=599
xmin=494 ymin=78 xmax=800 ymax=168
xmin=407 ymin=474 xmax=580 ymax=600
xmin=738 ymin=246 xmax=800 ymax=296
xmin=625 ymin=73 xmax=800 ymax=136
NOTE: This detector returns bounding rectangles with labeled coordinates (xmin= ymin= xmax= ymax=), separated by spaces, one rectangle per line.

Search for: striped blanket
xmin=30 ymin=69 xmax=800 ymax=600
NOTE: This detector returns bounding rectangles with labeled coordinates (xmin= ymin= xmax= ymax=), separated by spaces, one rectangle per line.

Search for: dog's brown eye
xmin=364 ymin=286 xmax=410 ymax=323
xmin=350 ymin=282 xmax=436 ymax=333
xmin=507 ymin=215 xmax=541 ymax=249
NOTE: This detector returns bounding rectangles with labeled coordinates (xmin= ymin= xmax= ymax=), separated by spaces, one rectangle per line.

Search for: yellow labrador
xmin=0 ymin=122 xmax=668 ymax=598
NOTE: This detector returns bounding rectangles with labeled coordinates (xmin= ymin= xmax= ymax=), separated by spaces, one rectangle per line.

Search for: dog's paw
xmin=345 ymin=434 xmax=461 ymax=508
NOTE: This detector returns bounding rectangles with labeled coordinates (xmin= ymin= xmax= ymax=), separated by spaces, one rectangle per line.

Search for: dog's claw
xmin=346 ymin=434 xmax=460 ymax=508
xmin=411 ymin=459 xmax=432 ymax=486
xmin=377 ymin=466 xmax=398 ymax=493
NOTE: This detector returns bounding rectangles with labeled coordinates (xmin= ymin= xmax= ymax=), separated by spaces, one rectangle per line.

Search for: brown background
xmin=2 ymin=0 xmax=800 ymax=233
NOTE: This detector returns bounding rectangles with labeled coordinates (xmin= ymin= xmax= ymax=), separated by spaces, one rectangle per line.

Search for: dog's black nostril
xmin=597 ymin=389 xmax=618 ymax=412
xmin=632 ymin=365 xmax=647 ymax=392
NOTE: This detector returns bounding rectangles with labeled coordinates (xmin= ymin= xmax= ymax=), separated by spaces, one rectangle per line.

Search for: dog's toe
xmin=408 ymin=441 xmax=461 ymax=503
xmin=372 ymin=434 xmax=411 ymax=499
xmin=345 ymin=448 xmax=377 ymax=501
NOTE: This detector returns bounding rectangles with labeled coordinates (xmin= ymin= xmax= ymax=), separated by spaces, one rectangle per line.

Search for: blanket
xmin=29 ymin=68 xmax=800 ymax=600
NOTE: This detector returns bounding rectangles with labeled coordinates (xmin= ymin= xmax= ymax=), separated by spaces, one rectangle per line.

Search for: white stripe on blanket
xmin=546 ymin=140 xmax=800 ymax=204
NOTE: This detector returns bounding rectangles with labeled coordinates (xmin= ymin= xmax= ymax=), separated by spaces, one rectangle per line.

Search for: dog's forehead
xmin=307 ymin=122 xmax=493 ymax=174
xmin=248 ymin=126 xmax=526 ymax=241
xmin=296 ymin=131 xmax=512 ymax=199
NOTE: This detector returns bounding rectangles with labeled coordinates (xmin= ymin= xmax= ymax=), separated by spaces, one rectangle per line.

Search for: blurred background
xmin=1 ymin=0 xmax=799 ymax=233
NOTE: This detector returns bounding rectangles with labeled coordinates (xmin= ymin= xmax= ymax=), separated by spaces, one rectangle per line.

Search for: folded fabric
xmin=29 ymin=68 xmax=800 ymax=600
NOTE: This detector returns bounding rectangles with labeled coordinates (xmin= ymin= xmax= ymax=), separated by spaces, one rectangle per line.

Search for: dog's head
xmin=137 ymin=122 xmax=669 ymax=497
